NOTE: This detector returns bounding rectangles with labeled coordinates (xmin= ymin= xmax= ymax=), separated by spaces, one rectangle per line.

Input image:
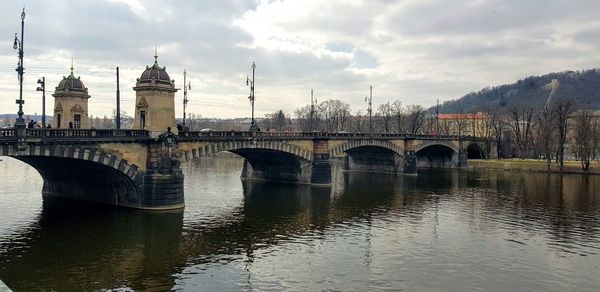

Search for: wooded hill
xmin=439 ymin=69 xmax=600 ymax=113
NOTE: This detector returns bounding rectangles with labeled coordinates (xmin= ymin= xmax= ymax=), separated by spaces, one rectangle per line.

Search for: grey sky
xmin=1 ymin=0 xmax=599 ymax=118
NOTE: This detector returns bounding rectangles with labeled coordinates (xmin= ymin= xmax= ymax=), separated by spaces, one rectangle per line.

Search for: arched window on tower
xmin=140 ymin=111 xmax=146 ymax=130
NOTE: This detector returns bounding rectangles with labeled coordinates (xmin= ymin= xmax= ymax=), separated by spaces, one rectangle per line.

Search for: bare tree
xmin=536 ymin=107 xmax=556 ymax=171
xmin=350 ymin=110 xmax=365 ymax=133
xmin=264 ymin=110 xmax=287 ymax=131
xmin=440 ymin=120 xmax=451 ymax=136
xmin=295 ymin=104 xmax=323 ymax=132
xmin=478 ymin=105 xmax=499 ymax=158
xmin=391 ymin=100 xmax=405 ymax=133
xmin=452 ymin=110 xmax=469 ymax=154
xmin=377 ymin=102 xmax=393 ymax=133
xmin=111 ymin=109 xmax=133 ymax=129
xmin=319 ymin=99 xmax=351 ymax=132
xmin=406 ymin=105 xmax=426 ymax=134
xmin=573 ymin=108 xmax=599 ymax=171
xmin=553 ymin=99 xmax=576 ymax=171
xmin=507 ymin=105 xmax=535 ymax=158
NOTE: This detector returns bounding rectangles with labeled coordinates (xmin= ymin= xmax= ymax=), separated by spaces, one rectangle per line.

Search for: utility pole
xmin=183 ymin=69 xmax=191 ymax=126
xmin=365 ymin=85 xmax=373 ymax=134
xmin=13 ymin=8 xmax=26 ymax=136
xmin=246 ymin=61 xmax=258 ymax=131
xmin=116 ymin=67 xmax=121 ymax=129
xmin=36 ymin=77 xmax=45 ymax=127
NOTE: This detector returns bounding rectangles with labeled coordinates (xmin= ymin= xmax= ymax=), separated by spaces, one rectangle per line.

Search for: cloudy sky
xmin=0 ymin=0 xmax=599 ymax=118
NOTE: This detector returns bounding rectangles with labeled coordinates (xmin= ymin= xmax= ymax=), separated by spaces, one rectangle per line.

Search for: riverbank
xmin=468 ymin=159 xmax=600 ymax=174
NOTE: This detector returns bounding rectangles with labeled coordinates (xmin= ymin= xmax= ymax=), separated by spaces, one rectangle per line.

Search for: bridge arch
xmin=329 ymin=140 xmax=407 ymax=173
xmin=180 ymin=140 xmax=312 ymax=162
xmin=180 ymin=140 xmax=318 ymax=184
xmin=1 ymin=144 xmax=146 ymax=207
xmin=414 ymin=140 xmax=459 ymax=154
xmin=415 ymin=142 xmax=459 ymax=168
xmin=466 ymin=142 xmax=486 ymax=159
xmin=329 ymin=139 xmax=404 ymax=157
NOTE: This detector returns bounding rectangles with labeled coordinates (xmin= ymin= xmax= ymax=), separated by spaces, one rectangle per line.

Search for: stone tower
xmin=133 ymin=52 xmax=178 ymax=134
xmin=52 ymin=64 xmax=90 ymax=129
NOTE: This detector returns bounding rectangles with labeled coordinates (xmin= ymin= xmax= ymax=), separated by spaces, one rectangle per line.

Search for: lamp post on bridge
xmin=246 ymin=61 xmax=258 ymax=131
xmin=183 ymin=69 xmax=191 ymax=127
xmin=13 ymin=8 xmax=26 ymax=136
xmin=365 ymin=85 xmax=373 ymax=134
xmin=310 ymin=89 xmax=317 ymax=132
xmin=36 ymin=77 xmax=45 ymax=127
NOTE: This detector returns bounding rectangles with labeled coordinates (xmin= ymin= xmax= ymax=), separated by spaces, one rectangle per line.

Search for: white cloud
xmin=0 ymin=0 xmax=599 ymax=118
xmin=106 ymin=0 xmax=147 ymax=18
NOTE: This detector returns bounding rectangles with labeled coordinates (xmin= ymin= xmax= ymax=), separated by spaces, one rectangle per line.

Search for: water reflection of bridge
xmin=0 ymin=128 xmax=490 ymax=209
xmin=0 ymin=169 xmax=597 ymax=291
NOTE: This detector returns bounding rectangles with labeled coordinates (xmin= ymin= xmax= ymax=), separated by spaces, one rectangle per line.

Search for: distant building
xmin=52 ymin=65 xmax=90 ymax=129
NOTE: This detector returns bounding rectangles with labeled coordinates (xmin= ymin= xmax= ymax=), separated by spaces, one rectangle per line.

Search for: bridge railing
xmin=0 ymin=128 xmax=16 ymax=140
xmin=179 ymin=131 xmax=474 ymax=140
xmin=2 ymin=127 xmax=478 ymax=142
xmin=23 ymin=129 xmax=149 ymax=140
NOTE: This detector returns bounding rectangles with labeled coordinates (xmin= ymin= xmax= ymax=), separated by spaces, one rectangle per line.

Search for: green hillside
xmin=439 ymin=69 xmax=600 ymax=113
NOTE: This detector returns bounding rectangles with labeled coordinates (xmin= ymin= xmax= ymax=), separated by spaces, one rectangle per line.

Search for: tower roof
xmin=138 ymin=51 xmax=172 ymax=85
xmin=53 ymin=63 xmax=89 ymax=98
xmin=134 ymin=49 xmax=178 ymax=92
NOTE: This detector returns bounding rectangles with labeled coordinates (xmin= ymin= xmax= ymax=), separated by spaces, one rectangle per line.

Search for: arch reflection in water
xmin=0 ymin=198 xmax=184 ymax=291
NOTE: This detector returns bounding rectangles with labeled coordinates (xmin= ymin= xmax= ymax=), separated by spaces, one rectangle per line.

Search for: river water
xmin=0 ymin=156 xmax=599 ymax=291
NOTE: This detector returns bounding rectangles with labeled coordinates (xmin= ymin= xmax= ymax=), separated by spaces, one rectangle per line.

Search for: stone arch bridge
xmin=0 ymin=128 xmax=491 ymax=210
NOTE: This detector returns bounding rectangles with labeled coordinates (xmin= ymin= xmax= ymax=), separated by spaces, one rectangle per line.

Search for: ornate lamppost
xmin=183 ymin=69 xmax=191 ymax=126
xmin=246 ymin=61 xmax=258 ymax=131
xmin=13 ymin=8 xmax=26 ymax=135
xmin=36 ymin=77 xmax=45 ymax=127
xmin=365 ymin=85 xmax=373 ymax=134
xmin=310 ymin=89 xmax=318 ymax=132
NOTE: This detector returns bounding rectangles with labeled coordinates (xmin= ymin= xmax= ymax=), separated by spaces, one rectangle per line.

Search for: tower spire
xmin=70 ymin=56 xmax=74 ymax=75
xmin=154 ymin=44 xmax=158 ymax=64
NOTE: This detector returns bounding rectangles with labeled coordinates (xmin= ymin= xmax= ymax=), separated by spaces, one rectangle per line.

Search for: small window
xmin=140 ymin=111 xmax=146 ymax=130
xmin=74 ymin=114 xmax=81 ymax=129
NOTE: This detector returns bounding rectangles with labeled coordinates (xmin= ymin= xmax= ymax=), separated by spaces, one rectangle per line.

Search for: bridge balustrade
xmin=178 ymin=131 xmax=475 ymax=140
xmin=0 ymin=127 xmax=479 ymax=142
xmin=0 ymin=128 xmax=16 ymax=140
xmin=20 ymin=129 xmax=150 ymax=140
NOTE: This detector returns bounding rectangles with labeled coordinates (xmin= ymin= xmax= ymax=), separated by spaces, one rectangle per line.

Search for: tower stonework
xmin=52 ymin=66 xmax=90 ymax=129
xmin=133 ymin=54 xmax=178 ymax=136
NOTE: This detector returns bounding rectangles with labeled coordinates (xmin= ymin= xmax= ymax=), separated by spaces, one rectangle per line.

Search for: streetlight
xmin=365 ymin=85 xmax=373 ymax=134
xmin=183 ymin=69 xmax=191 ymax=127
xmin=13 ymin=8 xmax=26 ymax=135
xmin=310 ymin=89 xmax=317 ymax=131
xmin=435 ymin=98 xmax=440 ymax=136
xmin=36 ymin=77 xmax=45 ymax=127
xmin=246 ymin=61 xmax=258 ymax=131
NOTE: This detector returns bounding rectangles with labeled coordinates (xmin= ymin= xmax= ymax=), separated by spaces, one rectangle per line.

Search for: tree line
xmin=288 ymin=97 xmax=598 ymax=172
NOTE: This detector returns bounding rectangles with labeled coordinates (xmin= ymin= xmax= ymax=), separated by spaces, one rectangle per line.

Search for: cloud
xmin=0 ymin=0 xmax=599 ymax=118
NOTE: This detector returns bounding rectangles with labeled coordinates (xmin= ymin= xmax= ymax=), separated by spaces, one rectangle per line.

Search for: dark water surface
xmin=0 ymin=157 xmax=599 ymax=291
